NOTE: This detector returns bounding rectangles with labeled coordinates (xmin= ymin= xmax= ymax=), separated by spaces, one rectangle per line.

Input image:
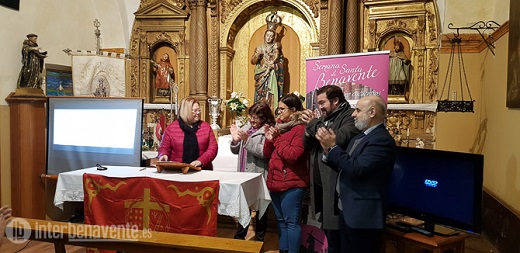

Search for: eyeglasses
xmin=277 ymin=107 xmax=288 ymax=113
xmin=192 ymin=109 xmax=201 ymax=114
xmin=249 ymin=115 xmax=263 ymax=122
xmin=317 ymin=99 xmax=330 ymax=107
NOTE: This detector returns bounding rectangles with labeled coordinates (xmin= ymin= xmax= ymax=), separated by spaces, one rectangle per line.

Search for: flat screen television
xmin=47 ymin=97 xmax=143 ymax=175
xmin=387 ymin=147 xmax=484 ymax=234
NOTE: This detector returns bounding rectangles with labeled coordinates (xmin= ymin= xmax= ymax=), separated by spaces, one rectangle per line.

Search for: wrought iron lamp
xmin=207 ymin=96 xmax=222 ymax=130
xmin=437 ymin=34 xmax=475 ymax=112
xmin=437 ymin=21 xmax=499 ymax=112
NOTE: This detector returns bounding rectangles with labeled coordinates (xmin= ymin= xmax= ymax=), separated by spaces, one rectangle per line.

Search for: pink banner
xmin=305 ymin=51 xmax=390 ymax=108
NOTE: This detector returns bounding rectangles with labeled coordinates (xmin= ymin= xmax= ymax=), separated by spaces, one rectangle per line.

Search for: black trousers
xmin=234 ymin=206 xmax=269 ymax=241
xmin=339 ymin=215 xmax=384 ymax=253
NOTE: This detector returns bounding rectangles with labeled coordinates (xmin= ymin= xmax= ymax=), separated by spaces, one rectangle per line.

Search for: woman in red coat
xmin=263 ymin=93 xmax=309 ymax=253
xmin=158 ymin=97 xmax=218 ymax=170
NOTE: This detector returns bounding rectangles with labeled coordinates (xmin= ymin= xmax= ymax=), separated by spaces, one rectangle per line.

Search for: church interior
xmin=0 ymin=0 xmax=518 ymax=252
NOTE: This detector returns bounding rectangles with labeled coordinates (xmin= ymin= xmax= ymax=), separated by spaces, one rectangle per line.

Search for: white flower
xmin=231 ymin=92 xmax=238 ymax=99
xmin=230 ymin=102 xmax=238 ymax=111
xmin=243 ymin=99 xmax=249 ymax=107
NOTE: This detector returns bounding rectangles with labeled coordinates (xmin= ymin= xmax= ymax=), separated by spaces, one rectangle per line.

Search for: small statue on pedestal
xmin=15 ymin=33 xmax=47 ymax=97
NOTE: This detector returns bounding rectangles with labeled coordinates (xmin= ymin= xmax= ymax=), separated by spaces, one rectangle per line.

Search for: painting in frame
xmin=45 ymin=63 xmax=73 ymax=96
xmin=507 ymin=0 xmax=520 ymax=108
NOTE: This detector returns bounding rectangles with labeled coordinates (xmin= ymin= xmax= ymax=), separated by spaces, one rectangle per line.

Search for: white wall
xmin=437 ymin=0 xmax=509 ymax=33
xmin=0 ymin=0 xmax=139 ymax=105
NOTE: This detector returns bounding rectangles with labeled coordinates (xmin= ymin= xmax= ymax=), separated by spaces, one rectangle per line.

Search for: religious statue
xmin=252 ymin=11 xmax=285 ymax=109
xmin=16 ymin=33 xmax=47 ymax=90
xmin=152 ymin=53 xmax=175 ymax=97
xmin=388 ymin=36 xmax=411 ymax=97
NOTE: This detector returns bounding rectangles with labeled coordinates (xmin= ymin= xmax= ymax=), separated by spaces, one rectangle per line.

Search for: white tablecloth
xmin=212 ymin=134 xmax=239 ymax=172
xmin=54 ymin=166 xmax=271 ymax=227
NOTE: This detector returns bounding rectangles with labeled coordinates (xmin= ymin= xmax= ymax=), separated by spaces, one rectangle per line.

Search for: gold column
xmin=345 ymin=0 xmax=359 ymax=53
xmin=188 ymin=0 xmax=208 ymax=97
xmin=187 ymin=0 xmax=209 ymax=120
xmin=319 ymin=0 xmax=329 ymax=56
xmin=328 ymin=0 xmax=343 ymax=54
xmin=208 ymin=0 xmax=220 ymax=97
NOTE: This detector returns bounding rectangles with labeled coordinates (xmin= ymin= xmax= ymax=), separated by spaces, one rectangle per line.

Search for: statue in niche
xmin=152 ymin=52 xmax=175 ymax=97
xmin=252 ymin=11 xmax=285 ymax=109
xmin=17 ymin=33 xmax=47 ymax=89
xmin=388 ymin=36 xmax=411 ymax=98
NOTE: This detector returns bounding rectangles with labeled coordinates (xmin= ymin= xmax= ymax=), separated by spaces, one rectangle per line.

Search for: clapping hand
xmin=301 ymin=109 xmax=316 ymax=124
xmin=237 ymin=129 xmax=248 ymax=142
xmin=230 ymin=124 xmax=240 ymax=143
xmin=264 ymin=125 xmax=280 ymax=141
xmin=231 ymin=124 xmax=249 ymax=143
xmin=0 ymin=205 xmax=12 ymax=228
xmin=315 ymin=127 xmax=337 ymax=151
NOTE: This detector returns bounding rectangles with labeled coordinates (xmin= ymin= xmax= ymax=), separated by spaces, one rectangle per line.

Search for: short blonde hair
xmin=178 ymin=96 xmax=199 ymax=124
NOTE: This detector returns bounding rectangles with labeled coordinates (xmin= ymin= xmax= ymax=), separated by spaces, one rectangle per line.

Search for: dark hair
xmin=248 ymin=101 xmax=276 ymax=126
xmin=279 ymin=93 xmax=303 ymax=111
xmin=316 ymin=85 xmax=346 ymax=104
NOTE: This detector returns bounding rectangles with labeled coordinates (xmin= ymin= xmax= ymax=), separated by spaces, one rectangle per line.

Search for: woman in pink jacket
xmin=158 ymin=97 xmax=218 ymax=170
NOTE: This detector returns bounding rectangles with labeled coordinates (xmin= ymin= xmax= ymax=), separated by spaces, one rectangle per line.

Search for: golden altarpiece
xmin=126 ymin=0 xmax=441 ymax=150
xmin=5 ymin=0 xmax=444 ymax=219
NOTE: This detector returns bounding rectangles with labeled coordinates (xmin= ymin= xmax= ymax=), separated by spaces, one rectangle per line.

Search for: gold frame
xmin=127 ymin=1 xmax=188 ymax=104
xmin=362 ymin=0 xmax=441 ymax=104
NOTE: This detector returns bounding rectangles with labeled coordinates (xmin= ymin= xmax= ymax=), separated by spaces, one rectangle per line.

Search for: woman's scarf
xmin=276 ymin=111 xmax=303 ymax=133
xmin=178 ymin=118 xmax=201 ymax=164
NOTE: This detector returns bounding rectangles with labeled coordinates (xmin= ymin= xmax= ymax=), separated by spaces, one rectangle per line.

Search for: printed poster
xmin=305 ymin=51 xmax=390 ymax=109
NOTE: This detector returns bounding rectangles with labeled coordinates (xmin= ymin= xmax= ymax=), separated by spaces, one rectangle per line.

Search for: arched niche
xmin=127 ymin=1 xmax=188 ymax=104
xmin=380 ymin=33 xmax=414 ymax=103
xmin=219 ymin=0 xmax=320 ymax=103
xmin=149 ymin=42 xmax=179 ymax=103
xmin=362 ymin=0 xmax=440 ymax=104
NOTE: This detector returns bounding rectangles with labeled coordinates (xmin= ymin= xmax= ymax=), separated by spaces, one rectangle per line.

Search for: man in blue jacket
xmin=316 ymin=96 xmax=396 ymax=253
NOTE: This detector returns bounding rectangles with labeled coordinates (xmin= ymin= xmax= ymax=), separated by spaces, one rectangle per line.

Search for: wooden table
xmin=384 ymin=227 xmax=470 ymax=253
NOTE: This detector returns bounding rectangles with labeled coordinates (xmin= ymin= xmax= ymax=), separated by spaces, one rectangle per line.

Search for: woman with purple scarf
xmin=230 ymin=101 xmax=275 ymax=241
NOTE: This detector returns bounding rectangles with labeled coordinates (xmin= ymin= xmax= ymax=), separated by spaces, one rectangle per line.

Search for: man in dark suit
xmin=316 ymin=96 xmax=396 ymax=253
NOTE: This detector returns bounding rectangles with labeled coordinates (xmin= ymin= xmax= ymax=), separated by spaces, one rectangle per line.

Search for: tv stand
xmin=384 ymin=225 xmax=470 ymax=253
xmin=394 ymin=219 xmax=460 ymax=237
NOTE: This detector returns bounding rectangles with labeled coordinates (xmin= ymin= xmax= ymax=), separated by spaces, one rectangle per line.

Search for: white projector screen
xmin=47 ymin=97 xmax=143 ymax=175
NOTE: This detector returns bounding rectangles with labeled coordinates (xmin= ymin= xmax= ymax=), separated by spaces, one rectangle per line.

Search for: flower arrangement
xmin=225 ymin=92 xmax=249 ymax=114
xmin=225 ymin=92 xmax=250 ymax=127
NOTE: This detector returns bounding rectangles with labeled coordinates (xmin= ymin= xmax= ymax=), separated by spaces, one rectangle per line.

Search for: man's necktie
xmin=348 ymin=133 xmax=366 ymax=155
xmin=338 ymin=133 xmax=366 ymax=211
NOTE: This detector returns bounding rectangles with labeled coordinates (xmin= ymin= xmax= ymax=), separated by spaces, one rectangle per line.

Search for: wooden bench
xmin=6 ymin=218 xmax=264 ymax=253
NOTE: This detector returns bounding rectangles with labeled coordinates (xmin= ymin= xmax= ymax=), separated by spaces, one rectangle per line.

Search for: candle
xmin=407 ymin=128 xmax=410 ymax=137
